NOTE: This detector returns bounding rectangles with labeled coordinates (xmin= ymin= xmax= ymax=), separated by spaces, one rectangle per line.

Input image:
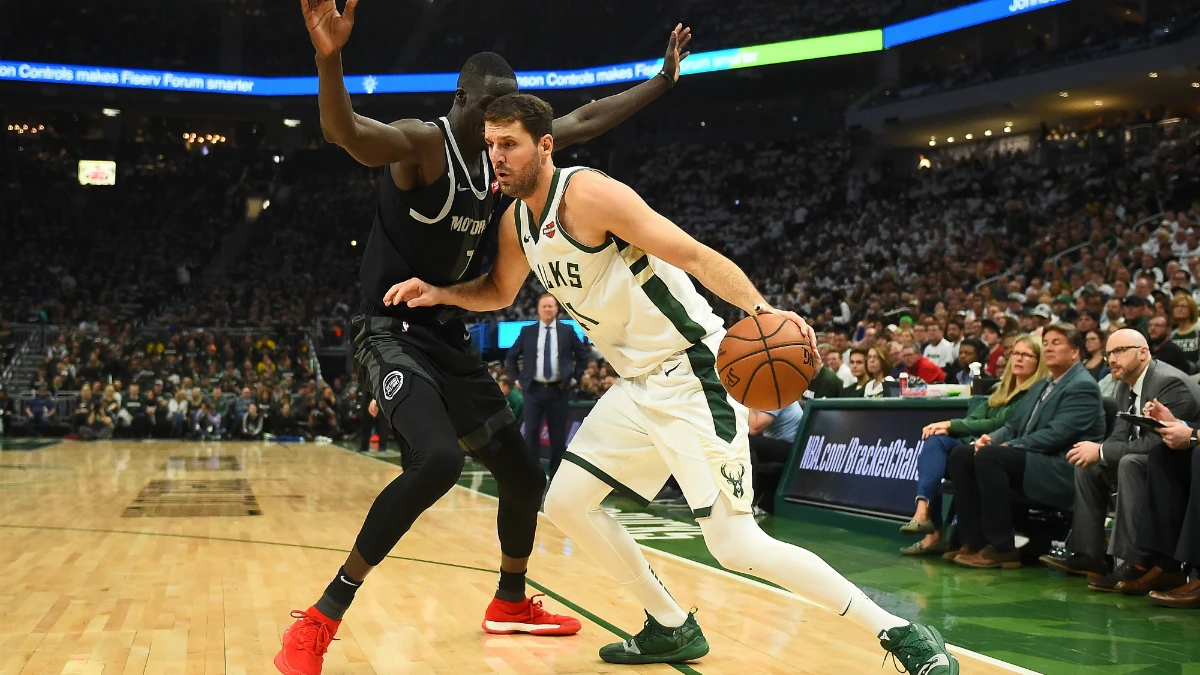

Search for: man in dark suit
xmin=506 ymin=294 xmax=590 ymax=477
xmin=948 ymin=323 xmax=1106 ymax=569
xmin=1124 ymin=397 xmax=1200 ymax=606
xmin=1040 ymin=329 xmax=1200 ymax=588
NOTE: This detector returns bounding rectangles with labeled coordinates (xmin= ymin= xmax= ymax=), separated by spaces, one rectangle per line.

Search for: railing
xmin=974 ymin=211 xmax=1165 ymax=292
xmin=305 ymin=331 xmax=324 ymax=388
xmin=0 ymin=324 xmax=61 ymax=391
xmin=8 ymin=393 xmax=81 ymax=420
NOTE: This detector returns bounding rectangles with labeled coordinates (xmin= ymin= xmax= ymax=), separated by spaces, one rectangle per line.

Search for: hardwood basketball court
xmin=0 ymin=441 xmax=1031 ymax=674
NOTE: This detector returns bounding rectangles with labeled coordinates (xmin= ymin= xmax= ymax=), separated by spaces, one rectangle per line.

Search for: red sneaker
xmin=274 ymin=606 xmax=341 ymax=675
xmin=481 ymin=593 xmax=582 ymax=636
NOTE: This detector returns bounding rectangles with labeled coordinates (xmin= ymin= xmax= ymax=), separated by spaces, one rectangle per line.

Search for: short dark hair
xmin=458 ymin=52 xmax=515 ymax=90
xmin=848 ymin=347 xmax=869 ymax=360
xmin=1043 ymin=322 xmax=1085 ymax=354
xmin=960 ymin=337 xmax=987 ymax=360
xmin=485 ymin=93 xmax=554 ymax=142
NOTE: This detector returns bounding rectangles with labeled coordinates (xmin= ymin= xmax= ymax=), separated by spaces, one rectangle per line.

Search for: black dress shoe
xmin=1088 ymin=561 xmax=1146 ymax=593
xmin=1039 ymin=552 xmax=1106 ymax=578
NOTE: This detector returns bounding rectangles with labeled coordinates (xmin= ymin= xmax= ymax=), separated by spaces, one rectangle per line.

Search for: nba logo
xmin=401 ymin=321 xmax=409 ymax=332
xmin=490 ymin=180 xmax=500 ymax=193
xmin=543 ymin=221 xmax=557 ymax=238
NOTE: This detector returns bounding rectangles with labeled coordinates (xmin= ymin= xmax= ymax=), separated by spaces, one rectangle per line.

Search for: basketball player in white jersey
xmin=383 ymin=94 xmax=959 ymax=674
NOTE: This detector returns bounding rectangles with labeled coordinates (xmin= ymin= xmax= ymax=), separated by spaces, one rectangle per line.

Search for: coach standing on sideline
xmin=507 ymin=294 xmax=590 ymax=476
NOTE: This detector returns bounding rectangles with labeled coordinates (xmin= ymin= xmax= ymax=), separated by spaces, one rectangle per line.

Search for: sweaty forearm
xmin=690 ymin=249 xmax=765 ymax=315
xmin=439 ymin=275 xmax=513 ymax=312
xmin=316 ymin=53 xmax=357 ymax=145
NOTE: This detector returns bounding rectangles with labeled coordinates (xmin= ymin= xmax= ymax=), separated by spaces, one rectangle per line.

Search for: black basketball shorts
xmin=351 ymin=314 xmax=515 ymax=452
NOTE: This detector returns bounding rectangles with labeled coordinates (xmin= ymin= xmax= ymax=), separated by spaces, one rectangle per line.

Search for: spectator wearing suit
xmin=948 ymin=323 xmax=1105 ymax=569
xmin=900 ymin=334 xmax=1047 ymax=556
xmin=505 ymin=294 xmax=589 ymax=477
xmin=1041 ymin=329 xmax=1200 ymax=589
xmin=899 ymin=342 xmax=946 ymax=384
xmin=840 ymin=347 xmax=870 ymax=397
xmin=1123 ymin=389 xmax=1200 ymax=605
xmin=1123 ymin=398 xmax=1200 ymax=606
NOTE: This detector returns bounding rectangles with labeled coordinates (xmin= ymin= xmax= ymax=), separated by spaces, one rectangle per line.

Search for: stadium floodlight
xmin=102 ymin=108 xmax=121 ymax=116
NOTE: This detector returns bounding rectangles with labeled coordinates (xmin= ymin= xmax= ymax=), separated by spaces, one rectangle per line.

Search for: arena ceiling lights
xmin=0 ymin=0 xmax=1070 ymax=97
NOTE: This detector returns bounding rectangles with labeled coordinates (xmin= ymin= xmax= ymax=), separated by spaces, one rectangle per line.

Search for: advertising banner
xmin=781 ymin=401 xmax=971 ymax=517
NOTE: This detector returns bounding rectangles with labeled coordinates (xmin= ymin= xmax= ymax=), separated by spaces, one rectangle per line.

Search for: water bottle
xmin=968 ymin=362 xmax=981 ymax=382
xmin=899 ymin=372 xmax=909 ymax=396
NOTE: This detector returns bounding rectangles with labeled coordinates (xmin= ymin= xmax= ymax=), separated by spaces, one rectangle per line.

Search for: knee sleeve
xmin=698 ymin=508 xmax=774 ymax=574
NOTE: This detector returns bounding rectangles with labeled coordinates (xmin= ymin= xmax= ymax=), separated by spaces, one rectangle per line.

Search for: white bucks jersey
xmin=515 ymin=167 xmax=724 ymax=377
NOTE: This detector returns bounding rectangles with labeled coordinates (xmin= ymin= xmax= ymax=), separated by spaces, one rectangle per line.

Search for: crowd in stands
xmin=0 ymin=127 xmax=267 ymax=328
xmin=9 ymin=322 xmax=365 ymax=443
xmin=873 ymin=0 xmax=1200 ymax=105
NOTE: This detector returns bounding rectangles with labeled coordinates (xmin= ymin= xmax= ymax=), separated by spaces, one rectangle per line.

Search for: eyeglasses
xmin=1104 ymin=345 xmax=1141 ymax=361
xmin=1010 ymin=351 xmax=1038 ymax=360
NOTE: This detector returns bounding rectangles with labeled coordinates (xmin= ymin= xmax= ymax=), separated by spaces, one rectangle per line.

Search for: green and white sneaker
xmin=599 ymin=610 xmax=709 ymax=665
xmin=879 ymin=623 xmax=959 ymax=675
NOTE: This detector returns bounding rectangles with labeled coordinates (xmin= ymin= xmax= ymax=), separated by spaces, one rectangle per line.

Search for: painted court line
xmin=439 ymin=464 xmax=1042 ymax=675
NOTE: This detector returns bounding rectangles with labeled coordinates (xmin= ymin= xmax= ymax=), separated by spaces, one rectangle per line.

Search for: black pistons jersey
xmin=359 ymin=116 xmax=511 ymax=322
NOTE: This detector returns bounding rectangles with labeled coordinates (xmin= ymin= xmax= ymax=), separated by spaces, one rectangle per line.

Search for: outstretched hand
xmin=383 ymin=278 xmax=443 ymax=308
xmin=301 ymin=0 xmax=359 ymax=58
xmin=662 ymin=23 xmax=693 ymax=83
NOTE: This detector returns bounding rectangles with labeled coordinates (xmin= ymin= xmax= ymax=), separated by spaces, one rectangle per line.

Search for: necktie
xmin=1128 ymin=391 xmax=1139 ymax=441
xmin=543 ymin=326 xmax=553 ymax=381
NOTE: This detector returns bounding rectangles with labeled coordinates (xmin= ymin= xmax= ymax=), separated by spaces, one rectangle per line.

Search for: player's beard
xmin=501 ymin=153 xmax=543 ymax=199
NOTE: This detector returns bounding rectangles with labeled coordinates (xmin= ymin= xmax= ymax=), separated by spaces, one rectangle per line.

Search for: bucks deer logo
xmin=720 ymin=462 xmax=746 ymax=499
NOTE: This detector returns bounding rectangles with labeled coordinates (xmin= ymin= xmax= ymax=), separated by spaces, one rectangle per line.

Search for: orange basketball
xmin=716 ymin=314 xmax=818 ymax=410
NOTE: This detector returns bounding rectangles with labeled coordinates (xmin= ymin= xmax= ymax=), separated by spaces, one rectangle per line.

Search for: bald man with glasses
xmin=1040 ymin=329 xmax=1200 ymax=590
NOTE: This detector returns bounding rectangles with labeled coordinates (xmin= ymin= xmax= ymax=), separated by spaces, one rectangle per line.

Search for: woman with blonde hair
xmin=899 ymin=333 xmax=1049 ymax=555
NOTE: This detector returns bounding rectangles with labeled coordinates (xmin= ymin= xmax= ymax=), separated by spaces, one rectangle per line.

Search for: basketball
xmin=717 ymin=314 xmax=818 ymax=410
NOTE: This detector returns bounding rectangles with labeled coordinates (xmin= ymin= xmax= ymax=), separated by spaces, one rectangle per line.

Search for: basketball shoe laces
xmin=289 ymin=609 xmax=338 ymax=656
xmin=524 ymin=593 xmax=552 ymax=618
xmin=881 ymin=628 xmax=925 ymax=673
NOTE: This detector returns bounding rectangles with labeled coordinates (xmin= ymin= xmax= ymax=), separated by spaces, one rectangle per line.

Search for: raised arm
xmin=382 ymin=202 xmax=531 ymax=312
xmin=563 ymin=171 xmax=818 ymax=349
xmin=303 ymin=0 xmax=443 ymax=168
xmin=552 ymin=24 xmax=691 ymax=149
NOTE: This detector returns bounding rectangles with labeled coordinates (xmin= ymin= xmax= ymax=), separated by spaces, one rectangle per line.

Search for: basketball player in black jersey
xmin=276 ymin=2 xmax=692 ymax=673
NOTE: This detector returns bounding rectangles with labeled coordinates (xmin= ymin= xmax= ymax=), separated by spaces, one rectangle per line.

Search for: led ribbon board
xmin=0 ymin=0 xmax=1068 ymax=96
xmin=883 ymin=0 xmax=1072 ymax=48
